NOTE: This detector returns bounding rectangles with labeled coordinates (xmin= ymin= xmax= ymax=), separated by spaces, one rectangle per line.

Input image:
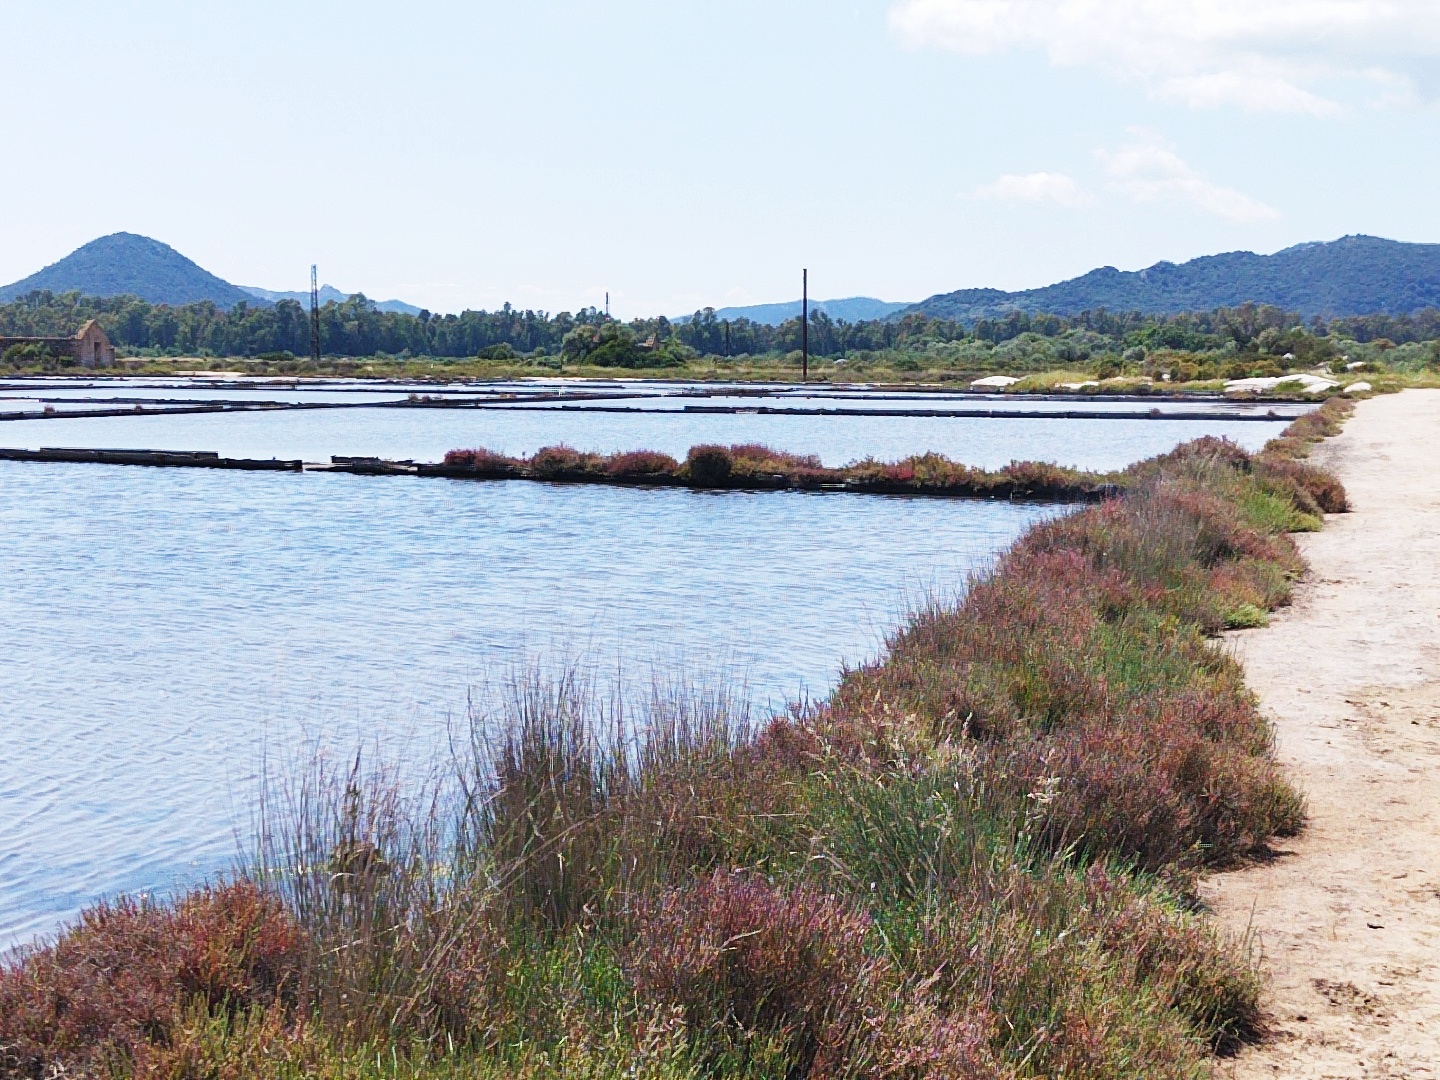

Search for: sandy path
xmin=1204 ymin=389 xmax=1440 ymax=1078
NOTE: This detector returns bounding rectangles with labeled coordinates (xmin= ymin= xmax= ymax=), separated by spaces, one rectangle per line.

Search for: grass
xmin=0 ymin=400 xmax=1355 ymax=1079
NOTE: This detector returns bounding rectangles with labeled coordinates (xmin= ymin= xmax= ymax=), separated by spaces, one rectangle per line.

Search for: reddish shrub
xmin=441 ymin=447 xmax=522 ymax=472
xmin=822 ymin=998 xmax=1008 ymax=1080
xmin=727 ymin=444 xmax=823 ymax=472
xmin=787 ymin=465 xmax=844 ymax=488
xmin=527 ymin=444 xmax=594 ymax=478
xmin=1255 ymin=453 xmax=1349 ymax=513
xmin=858 ymin=457 xmax=915 ymax=483
xmin=685 ymin=444 xmax=733 ymax=486
xmin=842 ymin=455 xmax=979 ymax=492
xmin=0 ymin=882 xmax=307 ymax=1074
xmin=1074 ymin=865 xmax=1264 ymax=1052
xmin=997 ymin=459 xmax=1084 ymax=497
xmin=626 ymin=873 xmax=877 ymax=1073
xmin=604 ymin=449 xmax=680 ymax=478
xmin=891 ymin=453 xmax=985 ymax=492
xmin=1001 ymin=718 xmax=1199 ymax=870
xmin=417 ymin=912 xmax=516 ymax=1043
xmin=1281 ymin=398 xmax=1353 ymax=443
xmin=1153 ymin=435 xmax=1254 ymax=474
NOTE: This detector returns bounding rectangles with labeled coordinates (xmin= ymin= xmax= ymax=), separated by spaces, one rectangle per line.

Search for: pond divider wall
xmin=0 ymin=447 xmax=304 ymax=471
xmin=0 ymin=443 xmax=1119 ymax=501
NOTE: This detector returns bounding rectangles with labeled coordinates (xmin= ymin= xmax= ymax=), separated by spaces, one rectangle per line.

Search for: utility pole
xmin=605 ymin=291 xmax=610 ymax=318
xmin=309 ymin=265 xmax=321 ymax=365
xmin=801 ymin=268 xmax=809 ymax=383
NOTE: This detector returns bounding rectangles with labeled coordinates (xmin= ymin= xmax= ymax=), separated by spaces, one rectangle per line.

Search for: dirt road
xmin=1205 ymin=389 xmax=1440 ymax=1078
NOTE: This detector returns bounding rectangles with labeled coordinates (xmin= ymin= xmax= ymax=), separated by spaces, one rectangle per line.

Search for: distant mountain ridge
xmin=684 ymin=297 xmax=911 ymax=326
xmin=0 ymin=232 xmax=422 ymax=314
xmin=8 ymin=233 xmax=1439 ymax=326
xmin=910 ymin=236 xmax=1440 ymax=321
xmin=240 ymin=285 xmax=422 ymax=316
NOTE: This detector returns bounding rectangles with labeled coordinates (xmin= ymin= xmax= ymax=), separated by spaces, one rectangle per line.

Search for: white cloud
xmin=1157 ymin=69 xmax=1342 ymax=116
xmin=1099 ymin=135 xmax=1279 ymax=222
xmin=968 ymin=171 xmax=1091 ymax=206
xmin=889 ymin=0 xmax=1440 ymax=112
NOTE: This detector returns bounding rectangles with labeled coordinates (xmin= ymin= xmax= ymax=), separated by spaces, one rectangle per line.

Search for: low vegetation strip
xmin=432 ymin=443 xmax=1119 ymax=502
xmin=0 ymin=401 xmax=1352 ymax=1079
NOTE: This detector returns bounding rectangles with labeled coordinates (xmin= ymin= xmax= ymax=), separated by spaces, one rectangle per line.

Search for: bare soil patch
xmin=1206 ymin=389 xmax=1440 ymax=1079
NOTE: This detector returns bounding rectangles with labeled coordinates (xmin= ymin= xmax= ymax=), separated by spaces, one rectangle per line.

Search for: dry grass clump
xmin=1 ymin=405 xmax=1350 ymax=1079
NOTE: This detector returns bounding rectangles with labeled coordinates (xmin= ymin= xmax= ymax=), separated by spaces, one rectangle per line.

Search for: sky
xmin=2 ymin=0 xmax=1438 ymax=318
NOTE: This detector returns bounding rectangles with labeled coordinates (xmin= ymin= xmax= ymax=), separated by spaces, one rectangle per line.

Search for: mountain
xmin=683 ymin=297 xmax=911 ymax=326
xmin=0 ymin=233 xmax=259 ymax=308
xmin=911 ymin=236 xmax=1440 ymax=321
xmin=240 ymin=285 xmax=422 ymax=316
xmin=0 ymin=233 xmax=425 ymax=315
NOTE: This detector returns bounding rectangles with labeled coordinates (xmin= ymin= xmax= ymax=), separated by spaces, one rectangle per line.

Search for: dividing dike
xmin=1206 ymin=389 xmax=1440 ymax=1078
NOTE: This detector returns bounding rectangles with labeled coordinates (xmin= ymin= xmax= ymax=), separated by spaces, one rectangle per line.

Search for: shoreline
xmin=1205 ymin=389 xmax=1440 ymax=1076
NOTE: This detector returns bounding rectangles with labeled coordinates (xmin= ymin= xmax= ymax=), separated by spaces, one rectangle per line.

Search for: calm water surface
xmin=0 ymin=405 xmax=1289 ymax=470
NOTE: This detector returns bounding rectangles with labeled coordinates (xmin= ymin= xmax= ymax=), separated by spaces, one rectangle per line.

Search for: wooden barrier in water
xmin=0 ymin=447 xmax=303 ymax=471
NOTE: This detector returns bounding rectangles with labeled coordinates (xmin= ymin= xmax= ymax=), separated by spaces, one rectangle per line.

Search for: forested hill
xmin=0 ymin=233 xmax=258 ymax=309
xmin=912 ymin=236 xmax=1440 ymax=321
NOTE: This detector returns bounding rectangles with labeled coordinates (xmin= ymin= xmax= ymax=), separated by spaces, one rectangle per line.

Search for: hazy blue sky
xmin=3 ymin=0 xmax=1437 ymax=316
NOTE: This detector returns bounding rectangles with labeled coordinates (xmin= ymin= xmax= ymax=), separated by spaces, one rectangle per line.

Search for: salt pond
xmin=0 ymin=401 xmax=1290 ymax=471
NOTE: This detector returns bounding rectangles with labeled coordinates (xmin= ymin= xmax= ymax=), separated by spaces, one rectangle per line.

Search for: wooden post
xmin=802 ymin=268 xmax=809 ymax=383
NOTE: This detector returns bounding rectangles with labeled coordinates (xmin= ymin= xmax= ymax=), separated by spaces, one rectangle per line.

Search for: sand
xmin=1204 ymin=389 xmax=1440 ymax=1078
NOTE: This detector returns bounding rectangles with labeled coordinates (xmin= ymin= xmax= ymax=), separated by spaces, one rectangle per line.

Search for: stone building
xmin=0 ymin=319 xmax=115 ymax=367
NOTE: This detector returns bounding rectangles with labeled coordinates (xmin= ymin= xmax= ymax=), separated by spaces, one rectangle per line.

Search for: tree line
xmin=2 ymin=289 xmax=1439 ymax=367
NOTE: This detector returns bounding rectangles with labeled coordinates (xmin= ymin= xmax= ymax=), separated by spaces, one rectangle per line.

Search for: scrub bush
xmin=528 ymin=445 xmax=595 ymax=479
xmin=626 ymin=873 xmax=876 ymax=1073
xmin=0 ymin=883 xmax=305 ymax=1075
xmin=684 ymin=444 xmax=733 ymax=486
xmin=606 ymin=450 xmax=681 ymax=478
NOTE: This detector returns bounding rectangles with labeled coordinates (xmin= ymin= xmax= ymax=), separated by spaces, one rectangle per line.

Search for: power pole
xmin=801 ymin=268 xmax=809 ymax=383
xmin=309 ymin=265 xmax=321 ymax=365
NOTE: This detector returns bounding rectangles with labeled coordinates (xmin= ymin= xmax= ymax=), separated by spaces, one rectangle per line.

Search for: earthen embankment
xmin=1206 ymin=389 xmax=1440 ymax=1078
